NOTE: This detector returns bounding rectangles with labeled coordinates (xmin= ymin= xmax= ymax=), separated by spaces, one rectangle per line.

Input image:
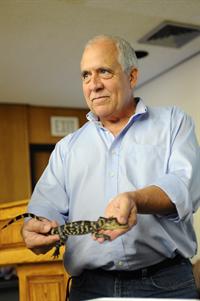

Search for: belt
xmin=89 ymin=254 xmax=186 ymax=279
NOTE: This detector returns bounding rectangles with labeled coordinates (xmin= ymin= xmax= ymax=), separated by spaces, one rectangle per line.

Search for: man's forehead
xmin=85 ymin=37 xmax=117 ymax=51
xmin=80 ymin=40 xmax=119 ymax=70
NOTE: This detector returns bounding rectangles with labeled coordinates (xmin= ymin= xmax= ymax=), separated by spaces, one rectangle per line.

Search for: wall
xmin=136 ymin=53 xmax=200 ymax=138
xmin=136 ymin=53 xmax=200 ymax=261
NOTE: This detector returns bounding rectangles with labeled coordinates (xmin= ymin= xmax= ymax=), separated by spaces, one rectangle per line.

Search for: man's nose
xmin=89 ymin=74 xmax=104 ymax=91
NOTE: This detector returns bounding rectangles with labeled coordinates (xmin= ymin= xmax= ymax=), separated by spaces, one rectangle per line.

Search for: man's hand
xmin=94 ymin=185 xmax=176 ymax=243
xmin=21 ymin=217 xmax=60 ymax=255
xmin=94 ymin=192 xmax=137 ymax=243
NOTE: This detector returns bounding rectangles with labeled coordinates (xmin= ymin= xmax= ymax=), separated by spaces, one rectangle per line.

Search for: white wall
xmin=136 ymin=53 xmax=200 ymax=262
xmin=136 ymin=53 xmax=200 ymax=139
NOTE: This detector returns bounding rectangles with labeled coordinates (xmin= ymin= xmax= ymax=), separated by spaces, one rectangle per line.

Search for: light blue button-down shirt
xmin=28 ymin=99 xmax=200 ymax=276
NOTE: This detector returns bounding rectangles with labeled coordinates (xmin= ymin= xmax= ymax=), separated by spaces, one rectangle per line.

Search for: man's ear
xmin=129 ymin=68 xmax=138 ymax=88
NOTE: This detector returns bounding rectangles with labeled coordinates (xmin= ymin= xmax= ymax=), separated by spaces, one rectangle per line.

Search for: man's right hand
xmin=21 ymin=217 xmax=60 ymax=255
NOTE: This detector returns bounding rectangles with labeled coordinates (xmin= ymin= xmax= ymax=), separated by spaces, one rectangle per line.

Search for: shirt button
xmin=111 ymin=150 xmax=116 ymax=155
xmin=117 ymin=261 xmax=123 ymax=267
xmin=109 ymin=172 xmax=115 ymax=177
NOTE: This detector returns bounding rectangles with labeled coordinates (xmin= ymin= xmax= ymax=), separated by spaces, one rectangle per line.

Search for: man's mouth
xmin=91 ymin=96 xmax=109 ymax=102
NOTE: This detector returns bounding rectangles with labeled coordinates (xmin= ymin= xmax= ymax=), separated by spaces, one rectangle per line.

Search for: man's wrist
xmin=126 ymin=191 xmax=138 ymax=210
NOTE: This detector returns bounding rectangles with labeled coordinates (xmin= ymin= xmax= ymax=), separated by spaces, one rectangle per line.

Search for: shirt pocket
xmin=121 ymin=143 xmax=167 ymax=188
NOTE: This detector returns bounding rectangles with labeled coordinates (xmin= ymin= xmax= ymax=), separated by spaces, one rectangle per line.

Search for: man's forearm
xmin=130 ymin=185 xmax=176 ymax=215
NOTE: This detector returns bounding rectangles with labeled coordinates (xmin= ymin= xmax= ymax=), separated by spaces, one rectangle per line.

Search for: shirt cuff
xmin=151 ymin=174 xmax=192 ymax=221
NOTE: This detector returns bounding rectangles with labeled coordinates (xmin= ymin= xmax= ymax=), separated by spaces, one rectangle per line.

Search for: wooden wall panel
xmin=28 ymin=106 xmax=88 ymax=144
xmin=0 ymin=104 xmax=31 ymax=202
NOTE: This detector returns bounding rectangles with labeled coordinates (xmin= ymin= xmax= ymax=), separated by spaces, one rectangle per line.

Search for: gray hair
xmin=85 ymin=34 xmax=138 ymax=72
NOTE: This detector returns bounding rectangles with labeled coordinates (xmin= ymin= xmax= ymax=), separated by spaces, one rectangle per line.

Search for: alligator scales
xmin=1 ymin=213 xmax=128 ymax=258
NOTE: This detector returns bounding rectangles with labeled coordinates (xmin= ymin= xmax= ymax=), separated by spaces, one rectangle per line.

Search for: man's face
xmin=80 ymin=39 xmax=138 ymax=121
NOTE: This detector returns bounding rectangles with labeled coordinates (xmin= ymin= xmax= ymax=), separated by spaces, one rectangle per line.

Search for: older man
xmin=22 ymin=35 xmax=200 ymax=300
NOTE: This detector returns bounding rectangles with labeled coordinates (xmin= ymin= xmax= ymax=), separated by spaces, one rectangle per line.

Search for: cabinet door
xmin=17 ymin=263 xmax=68 ymax=301
xmin=0 ymin=104 xmax=31 ymax=202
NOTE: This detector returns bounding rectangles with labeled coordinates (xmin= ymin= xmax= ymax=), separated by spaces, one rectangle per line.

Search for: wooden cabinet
xmin=17 ymin=263 xmax=67 ymax=301
xmin=0 ymin=200 xmax=69 ymax=301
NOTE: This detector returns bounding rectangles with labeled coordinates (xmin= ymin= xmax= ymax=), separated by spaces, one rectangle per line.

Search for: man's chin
xmin=93 ymin=110 xmax=112 ymax=120
xmin=91 ymin=103 xmax=111 ymax=114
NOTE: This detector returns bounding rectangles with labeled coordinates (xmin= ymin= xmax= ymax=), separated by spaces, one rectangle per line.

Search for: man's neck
xmin=100 ymin=100 xmax=137 ymax=136
xmin=103 ymin=119 xmax=130 ymax=136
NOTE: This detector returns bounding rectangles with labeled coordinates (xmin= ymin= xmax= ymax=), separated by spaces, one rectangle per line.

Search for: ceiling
xmin=0 ymin=0 xmax=200 ymax=108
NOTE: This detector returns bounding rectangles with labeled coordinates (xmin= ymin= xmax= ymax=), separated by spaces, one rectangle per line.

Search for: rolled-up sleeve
xmin=152 ymin=108 xmax=200 ymax=221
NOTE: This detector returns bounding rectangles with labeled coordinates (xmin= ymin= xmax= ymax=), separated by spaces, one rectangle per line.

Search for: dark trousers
xmin=68 ymin=256 xmax=199 ymax=300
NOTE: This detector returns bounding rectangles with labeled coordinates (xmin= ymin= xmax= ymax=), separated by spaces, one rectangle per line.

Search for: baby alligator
xmin=1 ymin=213 xmax=129 ymax=258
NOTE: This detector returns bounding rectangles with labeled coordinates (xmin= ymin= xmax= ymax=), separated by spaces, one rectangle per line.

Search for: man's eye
xmin=82 ymin=72 xmax=90 ymax=82
xmin=82 ymin=73 xmax=88 ymax=79
xmin=99 ymin=69 xmax=112 ymax=78
xmin=100 ymin=69 xmax=110 ymax=74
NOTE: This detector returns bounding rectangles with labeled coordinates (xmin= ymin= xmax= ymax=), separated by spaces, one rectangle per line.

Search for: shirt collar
xmin=86 ymin=97 xmax=148 ymax=127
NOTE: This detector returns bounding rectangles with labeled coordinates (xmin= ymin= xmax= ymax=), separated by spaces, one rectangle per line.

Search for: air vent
xmin=139 ymin=21 xmax=200 ymax=48
xmin=135 ymin=50 xmax=149 ymax=59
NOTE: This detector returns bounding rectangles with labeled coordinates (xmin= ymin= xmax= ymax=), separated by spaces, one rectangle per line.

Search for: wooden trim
xmin=0 ymin=199 xmax=64 ymax=265
xmin=0 ymin=246 xmax=64 ymax=266
xmin=0 ymin=199 xmax=28 ymax=209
